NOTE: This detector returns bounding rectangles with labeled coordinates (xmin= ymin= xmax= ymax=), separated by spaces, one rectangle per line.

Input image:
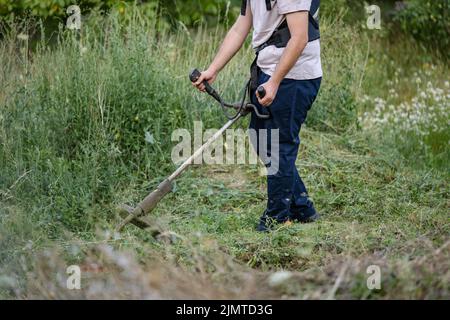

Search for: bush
xmin=0 ymin=0 xmax=240 ymax=27
xmin=394 ymin=0 xmax=450 ymax=58
xmin=320 ymin=0 xmax=366 ymax=22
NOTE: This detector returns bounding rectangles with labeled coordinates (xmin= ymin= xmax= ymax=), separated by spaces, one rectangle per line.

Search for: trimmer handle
xmin=189 ymin=68 xmax=202 ymax=82
xmin=257 ymin=86 xmax=266 ymax=99
xmin=189 ymin=68 xmax=270 ymax=120
xmin=189 ymin=68 xmax=221 ymax=102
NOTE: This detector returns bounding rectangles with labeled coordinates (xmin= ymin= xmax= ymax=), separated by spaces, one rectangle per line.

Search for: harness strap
xmin=240 ymin=0 xmax=247 ymax=15
xmin=241 ymin=0 xmax=320 ymax=43
xmin=241 ymin=0 xmax=274 ymax=14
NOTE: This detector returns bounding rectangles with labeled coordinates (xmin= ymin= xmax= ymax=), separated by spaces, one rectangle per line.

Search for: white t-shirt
xmin=248 ymin=0 xmax=322 ymax=80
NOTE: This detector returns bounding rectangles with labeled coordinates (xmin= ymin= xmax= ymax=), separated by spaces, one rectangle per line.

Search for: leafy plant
xmin=0 ymin=0 xmax=240 ymax=27
xmin=393 ymin=0 xmax=450 ymax=58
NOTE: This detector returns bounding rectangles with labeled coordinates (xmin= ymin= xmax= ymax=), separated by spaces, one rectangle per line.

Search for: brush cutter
xmin=116 ymin=69 xmax=268 ymax=232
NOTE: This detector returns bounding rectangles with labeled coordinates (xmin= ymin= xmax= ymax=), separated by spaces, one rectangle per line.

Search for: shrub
xmin=320 ymin=0 xmax=366 ymax=22
xmin=0 ymin=0 xmax=239 ymax=27
xmin=393 ymin=0 xmax=450 ymax=58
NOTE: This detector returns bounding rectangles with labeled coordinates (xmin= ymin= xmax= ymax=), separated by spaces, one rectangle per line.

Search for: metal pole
xmin=168 ymin=115 xmax=241 ymax=182
xmin=116 ymin=114 xmax=242 ymax=231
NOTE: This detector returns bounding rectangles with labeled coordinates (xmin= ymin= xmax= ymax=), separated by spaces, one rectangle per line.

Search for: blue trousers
xmin=250 ymin=72 xmax=321 ymax=222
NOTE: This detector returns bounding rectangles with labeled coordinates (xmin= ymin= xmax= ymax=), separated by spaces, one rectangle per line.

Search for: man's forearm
xmin=271 ymin=36 xmax=308 ymax=85
xmin=193 ymin=15 xmax=251 ymax=92
xmin=270 ymin=11 xmax=309 ymax=85
xmin=208 ymin=24 xmax=249 ymax=73
xmin=256 ymin=11 xmax=309 ymax=106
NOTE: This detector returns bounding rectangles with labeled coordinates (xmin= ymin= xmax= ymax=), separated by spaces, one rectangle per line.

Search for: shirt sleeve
xmin=277 ymin=0 xmax=311 ymax=15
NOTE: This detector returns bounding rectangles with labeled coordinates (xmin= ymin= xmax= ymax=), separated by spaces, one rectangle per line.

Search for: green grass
xmin=0 ymin=9 xmax=448 ymax=299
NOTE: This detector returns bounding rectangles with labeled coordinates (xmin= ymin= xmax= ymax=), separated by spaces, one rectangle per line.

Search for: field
xmin=0 ymin=7 xmax=449 ymax=299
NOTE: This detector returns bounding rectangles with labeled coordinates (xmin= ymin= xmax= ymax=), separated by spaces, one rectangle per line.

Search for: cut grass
xmin=1 ymin=124 xmax=448 ymax=299
xmin=3 ymin=127 xmax=447 ymax=299
xmin=105 ymin=128 xmax=449 ymax=296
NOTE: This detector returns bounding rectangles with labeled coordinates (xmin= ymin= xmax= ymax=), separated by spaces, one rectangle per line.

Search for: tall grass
xmin=0 ymin=8 xmax=366 ymax=235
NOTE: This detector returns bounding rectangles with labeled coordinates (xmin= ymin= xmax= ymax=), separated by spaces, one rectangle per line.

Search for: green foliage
xmin=320 ymin=0 xmax=366 ymax=21
xmin=158 ymin=0 xmax=240 ymax=27
xmin=394 ymin=0 xmax=450 ymax=58
xmin=0 ymin=0 xmax=240 ymax=27
xmin=0 ymin=0 xmax=119 ymax=17
xmin=306 ymin=13 xmax=366 ymax=132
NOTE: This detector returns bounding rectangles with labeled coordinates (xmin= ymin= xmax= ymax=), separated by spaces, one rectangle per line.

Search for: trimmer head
xmin=116 ymin=179 xmax=173 ymax=232
xmin=118 ymin=205 xmax=180 ymax=242
xmin=117 ymin=205 xmax=162 ymax=238
xmin=118 ymin=204 xmax=152 ymax=229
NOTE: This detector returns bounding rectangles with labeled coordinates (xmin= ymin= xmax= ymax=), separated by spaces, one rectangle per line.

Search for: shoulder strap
xmin=308 ymin=0 xmax=320 ymax=41
xmin=240 ymin=0 xmax=247 ymax=15
xmin=241 ymin=0 xmax=272 ymax=15
xmin=244 ymin=0 xmax=320 ymax=43
xmin=310 ymin=0 xmax=320 ymax=26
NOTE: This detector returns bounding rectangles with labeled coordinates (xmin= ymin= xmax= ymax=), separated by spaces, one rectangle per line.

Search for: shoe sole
xmin=298 ymin=213 xmax=320 ymax=223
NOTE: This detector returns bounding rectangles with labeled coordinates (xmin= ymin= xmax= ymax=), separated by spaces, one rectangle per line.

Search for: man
xmin=193 ymin=0 xmax=322 ymax=231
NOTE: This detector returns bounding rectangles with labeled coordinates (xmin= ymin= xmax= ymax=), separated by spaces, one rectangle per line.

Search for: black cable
xmin=221 ymin=79 xmax=250 ymax=120
xmin=189 ymin=69 xmax=264 ymax=120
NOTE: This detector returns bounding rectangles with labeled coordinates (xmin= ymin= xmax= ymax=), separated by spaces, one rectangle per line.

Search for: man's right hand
xmin=192 ymin=68 xmax=217 ymax=93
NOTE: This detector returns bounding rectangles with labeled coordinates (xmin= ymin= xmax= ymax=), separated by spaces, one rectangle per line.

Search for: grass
xmin=0 ymin=8 xmax=448 ymax=299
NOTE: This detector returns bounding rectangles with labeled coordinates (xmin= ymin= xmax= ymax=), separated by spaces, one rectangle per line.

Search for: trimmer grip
xmin=189 ymin=68 xmax=221 ymax=103
xmin=189 ymin=68 xmax=202 ymax=83
xmin=257 ymin=86 xmax=266 ymax=99
xmin=255 ymin=86 xmax=271 ymax=119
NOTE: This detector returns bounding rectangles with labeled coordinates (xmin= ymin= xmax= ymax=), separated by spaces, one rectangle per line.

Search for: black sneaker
xmin=294 ymin=212 xmax=320 ymax=223
xmin=256 ymin=220 xmax=271 ymax=232
xmin=291 ymin=200 xmax=320 ymax=223
xmin=256 ymin=211 xmax=283 ymax=232
xmin=255 ymin=215 xmax=279 ymax=232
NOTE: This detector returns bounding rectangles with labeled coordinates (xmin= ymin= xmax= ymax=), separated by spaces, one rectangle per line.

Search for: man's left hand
xmin=256 ymin=79 xmax=280 ymax=107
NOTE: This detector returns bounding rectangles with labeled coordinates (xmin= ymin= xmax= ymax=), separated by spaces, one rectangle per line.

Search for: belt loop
xmin=265 ymin=0 xmax=272 ymax=11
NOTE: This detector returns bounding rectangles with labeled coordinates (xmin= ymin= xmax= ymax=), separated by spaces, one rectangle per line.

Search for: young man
xmin=193 ymin=0 xmax=322 ymax=231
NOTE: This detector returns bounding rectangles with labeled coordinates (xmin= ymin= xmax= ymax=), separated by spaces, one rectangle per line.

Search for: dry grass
xmin=13 ymin=239 xmax=448 ymax=300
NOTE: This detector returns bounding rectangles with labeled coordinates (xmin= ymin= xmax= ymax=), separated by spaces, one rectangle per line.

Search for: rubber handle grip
xmin=189 ymin=68 xmax=221 ymax=103
xmin=189 ymin=68 xmax=201 ymax=83
xmin=189 ymin=68 xmax=214 ymax=93
xmin=257 ymin=86 xmax=266 ymax=99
